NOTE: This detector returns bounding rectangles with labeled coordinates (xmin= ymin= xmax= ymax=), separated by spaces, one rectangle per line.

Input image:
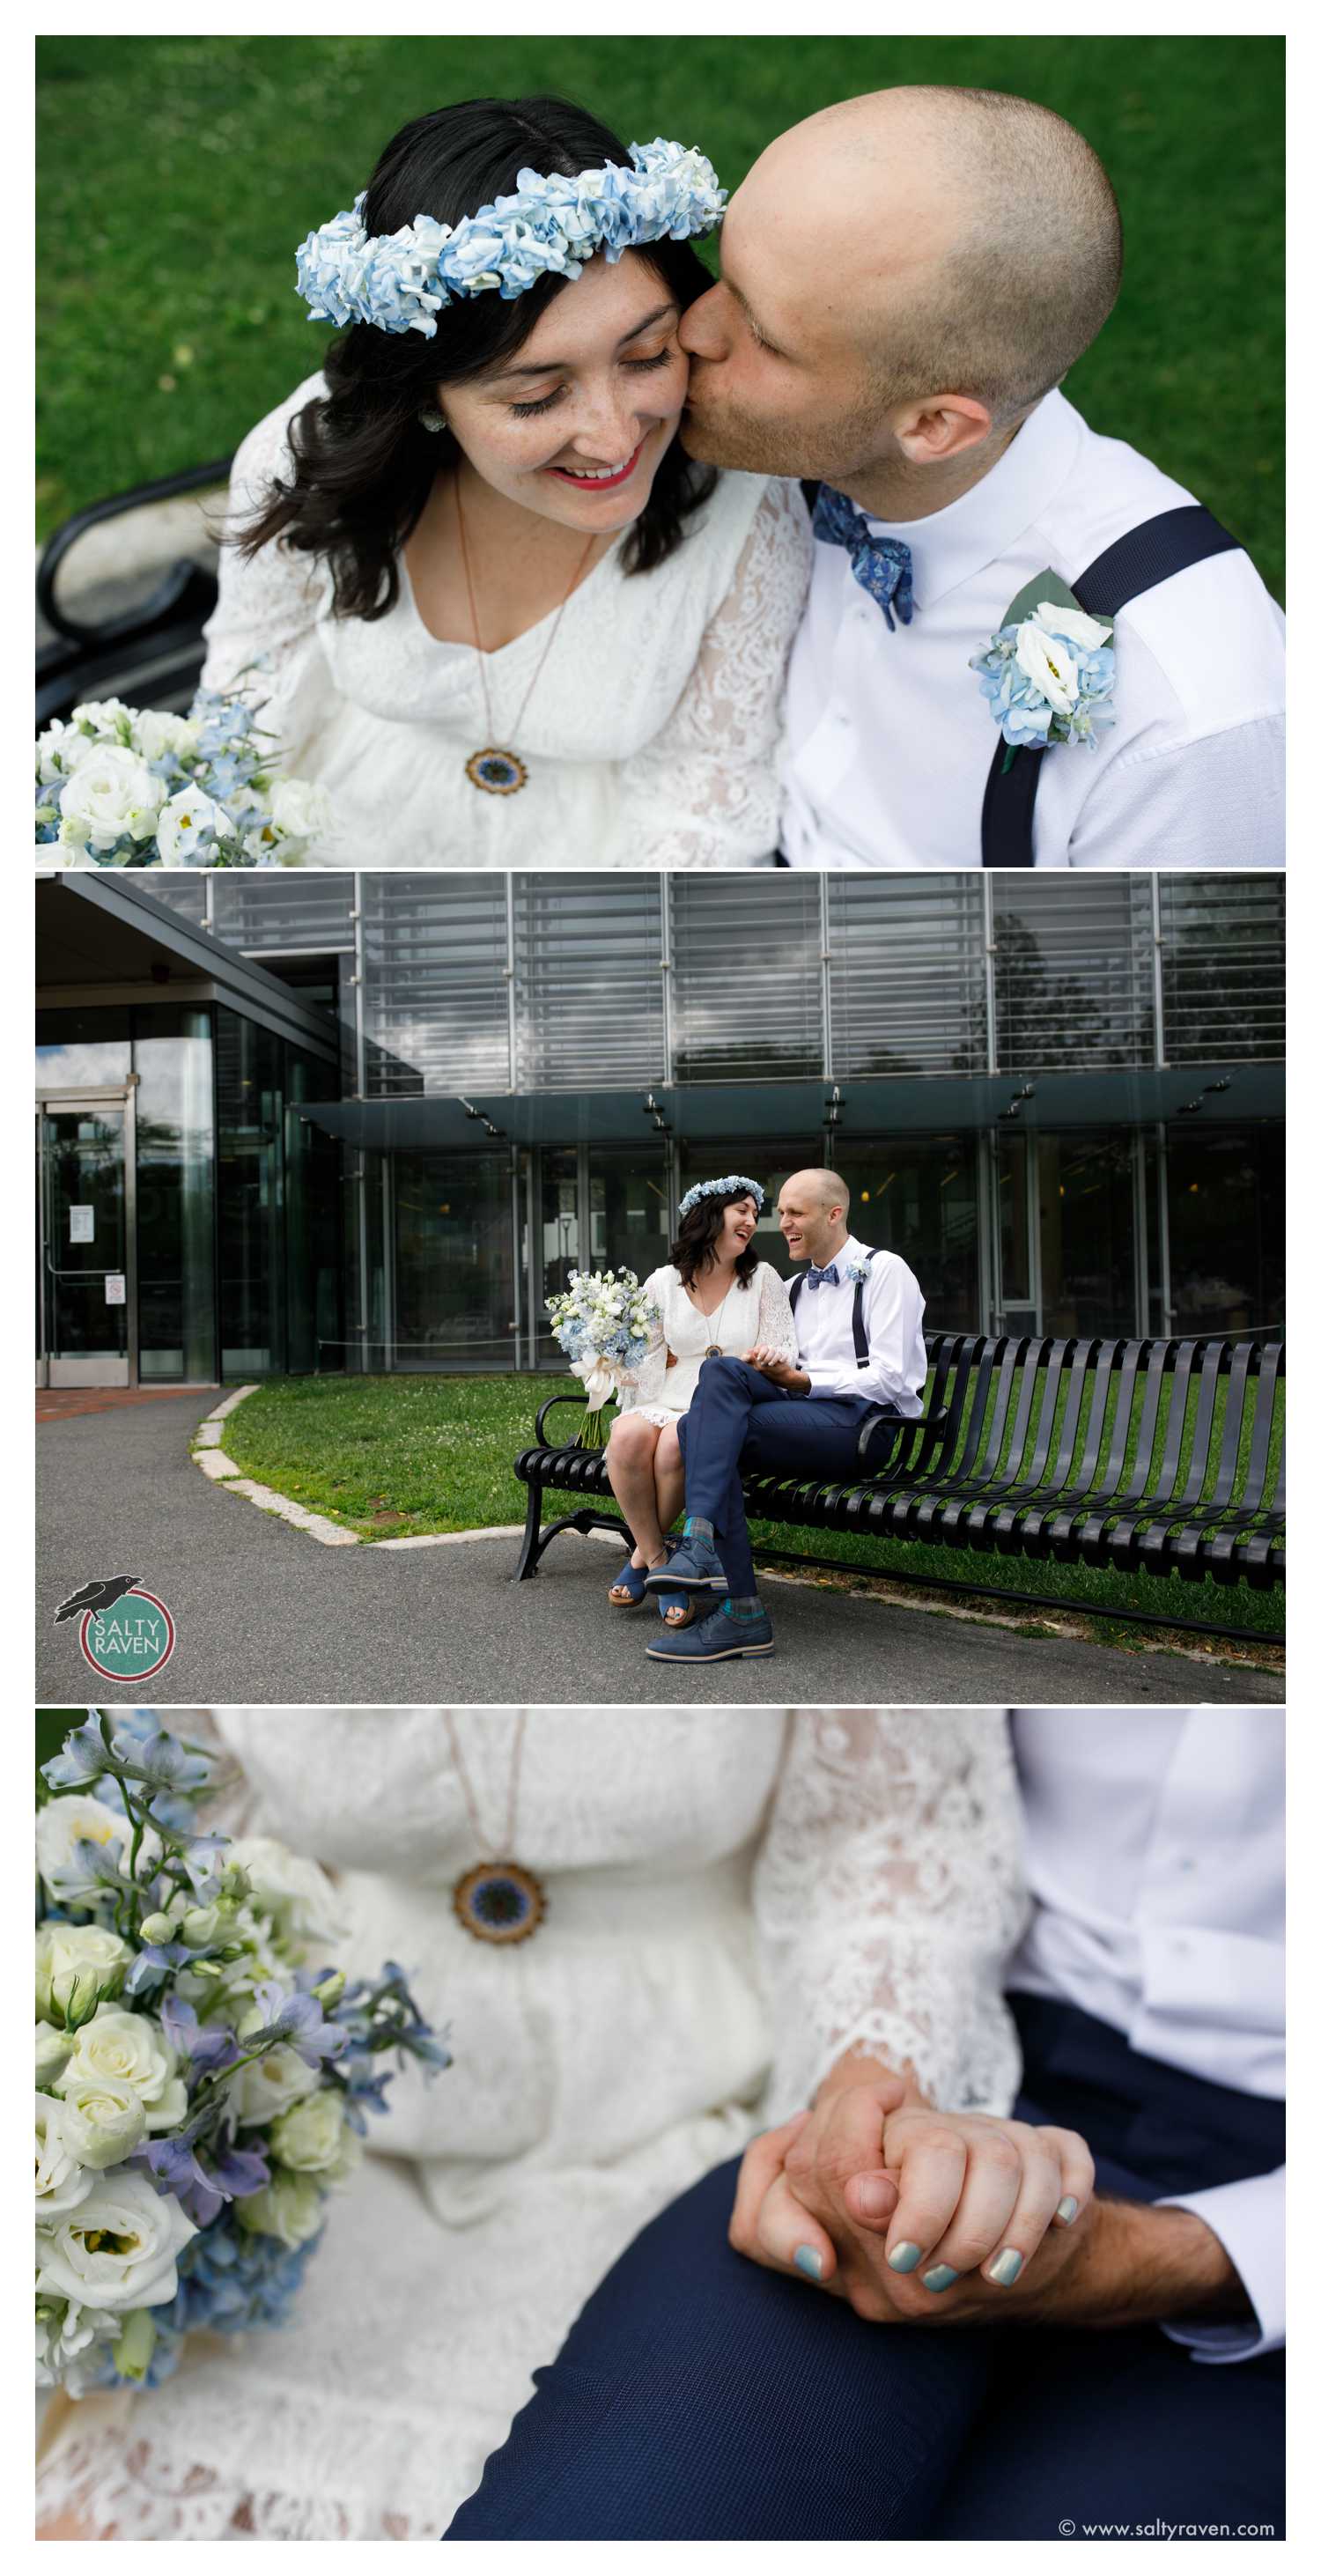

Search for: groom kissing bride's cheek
xmin=679 ymin=86 xmax=1284 ymax=871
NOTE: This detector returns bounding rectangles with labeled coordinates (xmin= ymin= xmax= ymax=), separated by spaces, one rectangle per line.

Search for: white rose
xmin=269 ymin=2089 xmax=352 ymax=2175
xmin=154 ymin=786 xmax=235 ymax=862
xmin=57 ymin=743 xmax=164 ymax=853
xmin=231 ymin=2041 xmax=321 ymax=2127
xmin=36 ymin=1792 xmax=127 ymax=1904
xmin=36 ymin=2166 xmax=196 ymax=2313
xmin=268 ymin=775 xmax=334 ymax=847
xmin=135 ymin=708 xmax=200 ymax=764
xmin=1031 ymin=600 xmax=1111 ymax=655
xmin=36 ymin=720 xmax=103 ymax=785
xmin=35 ymin=2296 xmax=118 ymax=2392
xmin=1014 ymin=618 xmax=1080 ymax=716
xmin=57 ymin=2070 xmax=147 ymax=2170
xmin=72 ymin=698 xmax=133 ymax=739
xmin=235 ymin=2168 xmax=326 ymax=2249
xmin=35 ymin=2093 xmax=94 ymax=2218
xmin=226 ymin=1835 xmax=345 ymax=1945
xmin=36 ymin=1923 xmax=134 ymax=2026
xmin=60 ymin=2003 xmax=188 ymax=2133
xmin=35 ymin=2025 xmax=73 ymax=2085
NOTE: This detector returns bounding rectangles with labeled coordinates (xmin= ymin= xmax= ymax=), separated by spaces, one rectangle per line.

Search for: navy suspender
xmin=788 ymin=1250 xmax=875 ymax=1369
xmin=979 ymin=504 xmax=1244 ymax=867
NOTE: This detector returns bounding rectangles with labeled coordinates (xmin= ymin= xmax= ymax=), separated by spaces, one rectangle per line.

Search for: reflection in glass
xmin=1166 ymin=1126 xmax=1284 ymax=1334
xmin=390 ymin=1152 xmax=514 ymax=1370
xmin=39 ymin=1106 xmax=128 ymax=1369
xmin=134 ymin=1008 xmax=215 ymax=1381
xmin=217 ymin=1010 xmax=284 ymax=1377
xmin=36 ymin=1008 xmax=131 ymax=1089
xmin=285 ymin=1051 xmax=343 ymax=1375
xmin=1036 ymin=1135 xmax=1138 ymax=1337
xmin=833 ymin=1136 xmax=979 ymax=1331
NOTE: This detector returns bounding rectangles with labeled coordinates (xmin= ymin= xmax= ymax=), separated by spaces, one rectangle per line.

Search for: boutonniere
xmin=970 ymin=570 xmax=1116 ymax=771
xmin=845 ymin=1260 xmax=871 ymax=1285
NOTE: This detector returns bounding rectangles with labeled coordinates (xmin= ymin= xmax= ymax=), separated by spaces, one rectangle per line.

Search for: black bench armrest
xmin=858 ymin=1402 xmax=950 ymax=1474
xmin=535 ymin=1390 xmax=590 ymax=1445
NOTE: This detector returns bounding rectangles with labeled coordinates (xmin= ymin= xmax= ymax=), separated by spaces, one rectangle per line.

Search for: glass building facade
xmin=39 ymin=870 xmax=1284 ymax=1382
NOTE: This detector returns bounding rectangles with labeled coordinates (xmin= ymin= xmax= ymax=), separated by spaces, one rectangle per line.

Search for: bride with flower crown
xmin=200 ymin=97 xmax=812 ymax=868
xmin=36 ymin=1708 xmax=1026 ymax=2542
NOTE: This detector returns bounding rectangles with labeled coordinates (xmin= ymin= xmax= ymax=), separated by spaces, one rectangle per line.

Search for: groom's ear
xmin=891 ymin=394 xmax=994 ymax=467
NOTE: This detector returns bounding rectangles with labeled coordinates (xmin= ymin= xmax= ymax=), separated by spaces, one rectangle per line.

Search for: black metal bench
xmin=512 ymin=1332 xmax=1285 ymax=1641
xmin=37 ymin=460 xmax=231 ymax=730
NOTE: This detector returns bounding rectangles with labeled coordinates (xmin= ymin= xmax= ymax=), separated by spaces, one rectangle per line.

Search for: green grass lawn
xmin=217 ymin=1372 xmax=1284 ymax=1644
xmin=38 ymin=34 xmax=1283 ymax=594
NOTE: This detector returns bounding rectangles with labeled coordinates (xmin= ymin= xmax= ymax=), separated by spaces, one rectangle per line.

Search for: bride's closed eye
xmin=510 ymin=348 xmax=677 ymax=420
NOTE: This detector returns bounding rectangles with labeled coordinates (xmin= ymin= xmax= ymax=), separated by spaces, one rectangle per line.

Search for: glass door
xmin=37 ymin=1089 xmax=137 ymax=1386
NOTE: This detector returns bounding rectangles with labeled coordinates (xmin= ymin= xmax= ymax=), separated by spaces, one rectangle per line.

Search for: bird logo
xmin=54 ymin=1576 xmax=142 ymax=1625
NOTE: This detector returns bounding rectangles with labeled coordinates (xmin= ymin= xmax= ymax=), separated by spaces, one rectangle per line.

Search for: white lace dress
xmin=620 ymin=1259 xmax=797 ymax=1428
xmin=35 ymin=1707 xmax=1026 ymax=2543
xmin=200 ymin=375 xmax=813 ymax=868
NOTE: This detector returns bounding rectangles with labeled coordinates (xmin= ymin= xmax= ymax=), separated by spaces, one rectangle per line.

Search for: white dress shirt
xmin=791 ymin=1235 xmax=927 ymax=1415
xmin=1009 ymin=1708 xmax=1284 ymax=2364
xmin=782 ymin=391 xmax=1285 ymax=869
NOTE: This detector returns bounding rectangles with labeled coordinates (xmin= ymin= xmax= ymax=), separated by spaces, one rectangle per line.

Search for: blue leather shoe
xmin=643 ymin=1534 xmax=727 ymax=1595
xmin=645 ymin=1601 xmax=774 ymax=1662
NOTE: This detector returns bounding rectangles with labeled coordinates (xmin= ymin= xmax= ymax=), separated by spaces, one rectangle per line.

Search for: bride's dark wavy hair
xmin=237 ymin=96 xmax=720 ymax=621
xmin=670 ymin=1190 xmax=761 ymax=1292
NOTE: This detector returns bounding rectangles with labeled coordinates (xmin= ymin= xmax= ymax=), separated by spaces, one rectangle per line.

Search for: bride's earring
xmin=418 ymin=405 xmax=447 ymax=435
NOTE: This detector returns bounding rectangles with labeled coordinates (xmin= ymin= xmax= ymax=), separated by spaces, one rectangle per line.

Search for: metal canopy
xmin=296 ymin=1060 xmax=1281 ymax=1152
xmin=36 ymin=873 xmax=342 ymax=1067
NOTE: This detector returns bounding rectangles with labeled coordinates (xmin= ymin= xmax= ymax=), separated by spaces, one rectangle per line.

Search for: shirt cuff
xmin=1156 ymin=2169 xmax=1284 ymax=2363
xmin=806 ymin=1368 xmax=847 ymax=1398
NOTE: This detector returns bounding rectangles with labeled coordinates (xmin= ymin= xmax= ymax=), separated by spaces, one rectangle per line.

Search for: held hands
xmin=730 ymin=2067 xmax=1096 ymax=2328
xmin=745 ymin=1345 xmax=809 ymax=1391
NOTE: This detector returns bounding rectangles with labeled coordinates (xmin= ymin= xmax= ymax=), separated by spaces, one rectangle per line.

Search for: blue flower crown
xmin=295 ymin=138 xmax=725 ymax=339
xmin=677 ymin=1175 xmax=764 ymax=1222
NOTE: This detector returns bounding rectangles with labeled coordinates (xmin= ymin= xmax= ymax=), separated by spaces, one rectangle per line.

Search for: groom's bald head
xmin=680 ymin=86 xmax=1122 ymax=482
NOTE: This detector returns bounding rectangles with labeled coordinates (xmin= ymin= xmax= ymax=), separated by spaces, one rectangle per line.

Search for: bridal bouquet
xmin=545 ymin=1267 xmax=659 ymax=1448
xmin=36 ymin=1711 xmax=447 ymax=2396
xmin=34 ymin=684 xmax=332 ymax=867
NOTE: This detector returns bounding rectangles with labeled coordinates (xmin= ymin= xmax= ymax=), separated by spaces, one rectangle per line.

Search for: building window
xmin=1165 ymin=1124 xmax=1284 ymax=1334
xmin=833 ymin=1136 xmax=980 ymax=1330
xmin=513 ymin=875 xmax=664 ymax=1089
xmin=133 ymin=1007 xmax=216 ymax=1383
xmin=361 ymin=875 xmax=511 ymax=1096
xmin=671 ymin=876 xmax=823 ymax=1080
xmin=387 ymin=1151 xmax=516 ymax=1371
xmin=828 ymin=878 xmax=987 ymax=1074
xmin=993 ymin=877 xmax=1155 ymax=1069
xmin=1160 ymin=877 xmax=1285 ymax=1065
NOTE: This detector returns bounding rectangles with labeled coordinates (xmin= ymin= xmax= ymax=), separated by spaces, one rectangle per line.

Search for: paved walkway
xmin=36 ymin=1384 xmax=218 ymax=1424
xmin=37 ymin=1391 xmax=1284 ymax=1707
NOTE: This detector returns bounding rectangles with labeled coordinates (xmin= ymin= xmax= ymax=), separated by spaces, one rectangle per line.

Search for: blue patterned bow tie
xmin=806 ymin=1262 xmax=839 ymax=1290
xmin=813 ymin=483 xmax=915 ymax=631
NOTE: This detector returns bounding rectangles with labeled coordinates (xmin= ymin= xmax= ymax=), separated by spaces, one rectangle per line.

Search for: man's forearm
xmin=1024 ymin=2196 xmax=1251 ymax=2330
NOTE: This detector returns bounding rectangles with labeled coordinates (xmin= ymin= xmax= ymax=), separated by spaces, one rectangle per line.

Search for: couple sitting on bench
xmin=604 ymin=1168 xmax=926 ymax=1663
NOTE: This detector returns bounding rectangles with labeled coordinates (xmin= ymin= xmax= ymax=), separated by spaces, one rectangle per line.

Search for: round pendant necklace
xmin=454 ymin=476 xmax=596 ymax=796
xmin=444 ymin=1710 xmax=547 ymax=1945
xmin=692 ymin=1269 xmax=739 ymax=1360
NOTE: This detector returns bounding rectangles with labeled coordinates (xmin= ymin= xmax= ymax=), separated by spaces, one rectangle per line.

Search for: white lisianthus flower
xmin=134 ymin=708 xmax=200 ymax=764
xmin=37 ymin=2167 xmax=196 ymax=2312
xmin=36 ymin=2024 xmax=74 ymax=2086
xmin=269 ymin=776 xmax=334 ymax=846
xmin=57 ymin=743 xmax=164 ymax=852
xmin=155 ymin=786 xmax=235 ymax=864
xmin=36 ymin=1923 xmax=134 ymax=2026
xmin=35 ymin=2295 xmax=118 ymax=2391
xmin=235 ymin=2168 xmax=326 ymax=2249
xmin=231 ymin=2041 xmax=321 ymax=2127
xmin=1030 ymin=600 xmax=1111 ymax=655
xmin=1014 ymin=619 xmax=1080 ymax=716
xmin=60 ymin=2003 xmax=188 ymax=2133
xmin=36 ymin=720 xmax=104 ymax=785
xmin=269 ymin=2089 xmax=356 ymax=2177
xmin=57 ymin=2070 xmax=147 ymax=2170
xmin=72 ymin=698 xmax=134 ymax=740
xmin=35 ymin=2093 xmax=94 ymax=2218
xmin=226 ymin=1835 xmax=345 ymax=1945
xmin=35 ymin=1791 xmax=128 ymax=1904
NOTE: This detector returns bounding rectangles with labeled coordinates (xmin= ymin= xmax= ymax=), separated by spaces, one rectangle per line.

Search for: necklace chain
xmin=454 ymin=476 xmax=596 ymax=758
xmin=444 ymin=1710 xmax=528 ymax=1858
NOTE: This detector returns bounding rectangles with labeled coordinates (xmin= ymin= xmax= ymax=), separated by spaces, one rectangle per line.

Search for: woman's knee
xmin=655 ymin=1425 xmax=683 ymax=1474
xmin=608 ymin=1413 xmax=656 ymax=1465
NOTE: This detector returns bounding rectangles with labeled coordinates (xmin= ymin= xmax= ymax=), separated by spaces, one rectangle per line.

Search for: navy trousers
xmin=446 ymin=1997 xmax=1285 ymax=2541
xmin=675 ymin=1355 xmax=897 ymax=1597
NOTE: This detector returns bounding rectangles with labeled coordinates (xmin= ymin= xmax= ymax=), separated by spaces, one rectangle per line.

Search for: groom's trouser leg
xmin=444 ymin=2155 xmax=997 ymax=2541
xmin=676 ymin=1359 xmax=868 ymax=1596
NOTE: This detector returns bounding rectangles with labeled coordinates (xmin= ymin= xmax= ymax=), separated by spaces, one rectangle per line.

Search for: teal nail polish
xmin=887 ymin=2240 xmax=923 ymax=2274
xmin=987 ymin=2248 xmax=1023 ymax=2286
xmin=793 ymin=2245 xmax=823 ymax=2281
xmin=921 ymin=2263 xmax=959 ymax=2293
xmin=1056 ymin=2196 xmax=1079 ymax=2225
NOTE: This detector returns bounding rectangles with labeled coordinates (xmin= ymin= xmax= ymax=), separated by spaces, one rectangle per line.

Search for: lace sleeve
xmin=755 ymin=1709 xmax=1028 ymax=2120
xmin=755 ymin=1264 xmax=797 ymax=1360
xmin=618 ymin=479 xmax=813 ymax=867
xmin=614 ymin=1268 xmax=672 ymax=1413
xmin=198 ymin=386 xmax=330 ymax=756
